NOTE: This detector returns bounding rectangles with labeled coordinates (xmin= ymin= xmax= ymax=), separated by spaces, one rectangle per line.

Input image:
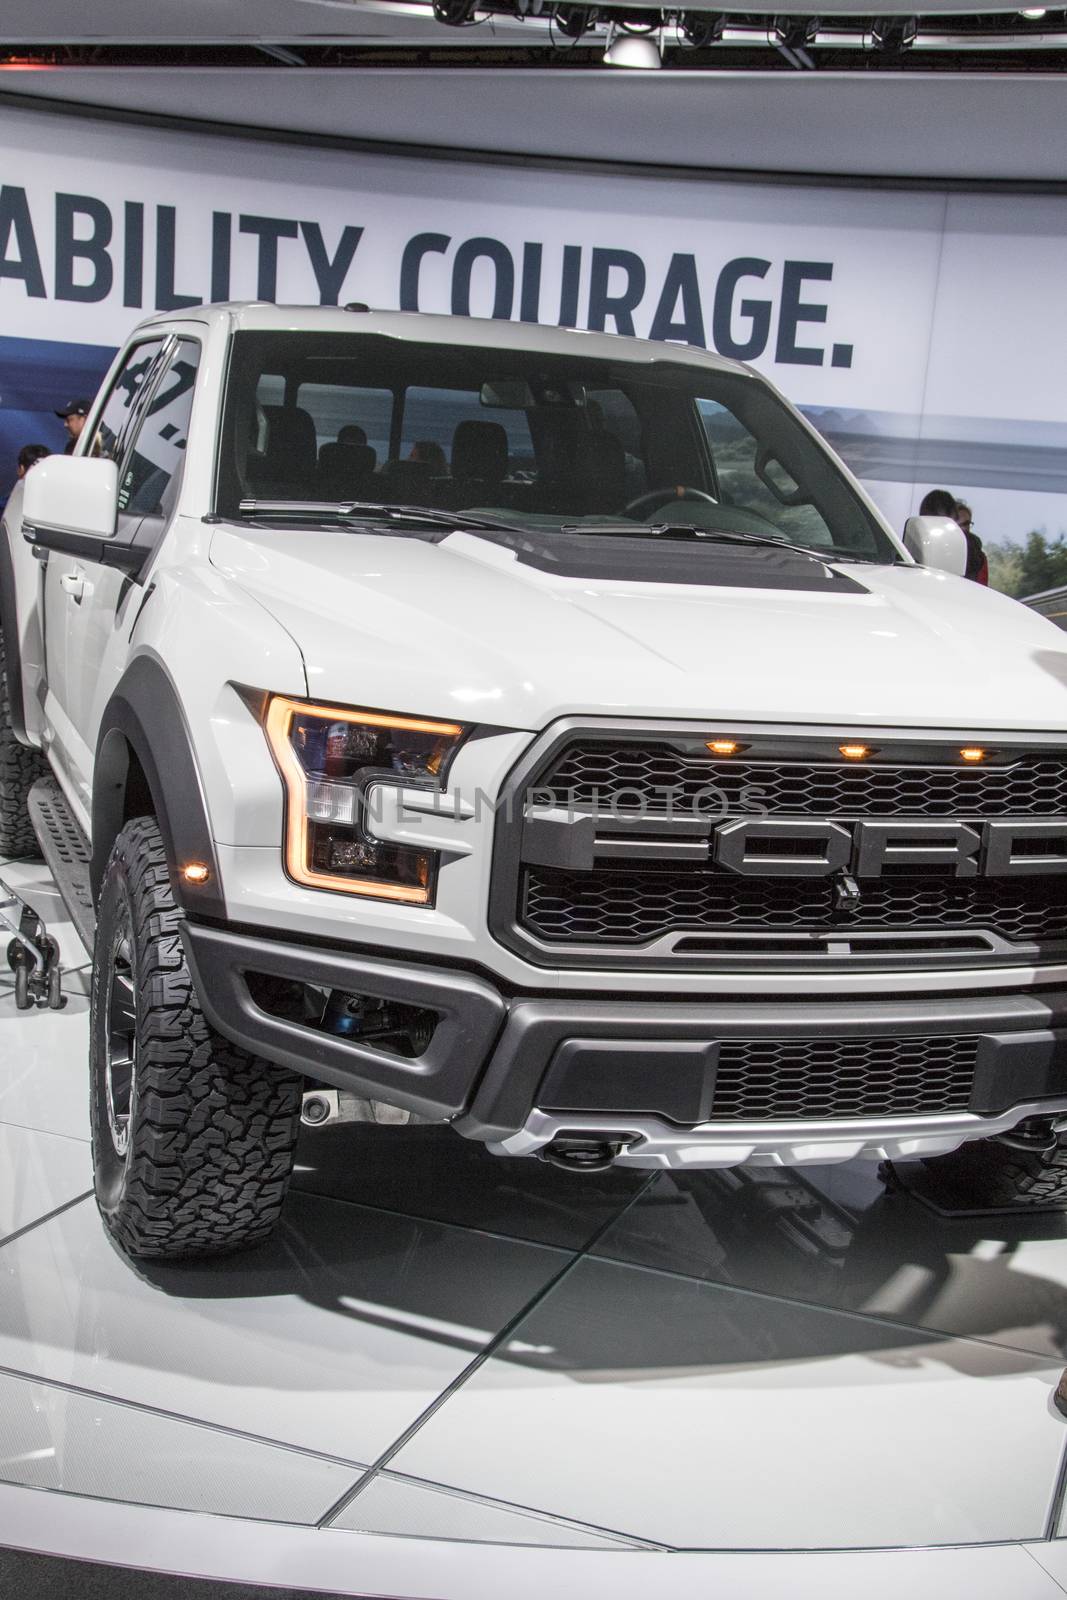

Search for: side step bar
xmin=27 ymin=776 xmax=96 ymax=954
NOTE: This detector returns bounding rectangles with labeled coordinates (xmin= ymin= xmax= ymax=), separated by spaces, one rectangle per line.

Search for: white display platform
xmin=2 ymin=849 xmax=1067 ymax=1597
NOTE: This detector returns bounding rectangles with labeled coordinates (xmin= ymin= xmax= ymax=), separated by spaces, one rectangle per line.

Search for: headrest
xmin=375 ymin=458 xmax=435 ymax=502
xmin=572 ymin=431 xmax=626 ymax=507
xmin=451 ymin=419 xmax=508 ymax=483
xmin=262 ymin=406 xmax=317 ymax=476
xmin=319 ymin=440 xmax=376 ymax=479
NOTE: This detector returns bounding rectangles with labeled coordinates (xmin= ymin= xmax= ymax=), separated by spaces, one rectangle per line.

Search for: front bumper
xmin=180 ymin=921 xmax=1067 ymax=1169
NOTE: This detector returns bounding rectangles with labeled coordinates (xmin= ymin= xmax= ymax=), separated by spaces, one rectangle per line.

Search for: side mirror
xmin=21 ymin=454 xmax=141 ymax=570
xmin=903 ymin=515 xmax=968 ymax=577
xmin=24 ymin=454 xmax=118 ymax=540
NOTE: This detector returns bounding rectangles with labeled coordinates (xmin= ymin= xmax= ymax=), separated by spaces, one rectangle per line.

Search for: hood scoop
xmin=447 ymin=525 xmax=870 ymax=593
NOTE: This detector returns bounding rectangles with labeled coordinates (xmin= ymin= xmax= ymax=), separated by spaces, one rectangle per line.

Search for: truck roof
xmin=136 ymin=302 xmax=753 ymax=377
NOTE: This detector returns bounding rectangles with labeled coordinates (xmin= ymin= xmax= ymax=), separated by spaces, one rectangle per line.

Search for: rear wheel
xmin=0 ymin=626 xmax=46 ymax=859
xmin=90 ymin=815 xmax=303 ymax=1259
xmin=920 ymin=1125 xmax=1067 ymax=1210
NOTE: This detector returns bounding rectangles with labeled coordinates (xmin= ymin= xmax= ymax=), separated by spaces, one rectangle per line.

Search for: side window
xmin=400 ymin=387 xmax=534 ymax=474
xmin=92 ymin=339 xmax=167 ymax=464
xmin=118 ymin=340 xmax=200 ymax=517
xmin=697 ymin=398 xmax=834 ymax=547
xmin=296 ymin=382 xmax=394 ymax=462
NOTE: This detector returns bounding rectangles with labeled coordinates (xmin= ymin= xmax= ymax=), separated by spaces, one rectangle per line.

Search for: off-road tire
xmin=920 ymin=1133 xmax=1067 ymax=1210
xmin=0 ymin=626 xmax=46 ymax=860
xmin=90 ymin=815 xmax=303 ymax=1259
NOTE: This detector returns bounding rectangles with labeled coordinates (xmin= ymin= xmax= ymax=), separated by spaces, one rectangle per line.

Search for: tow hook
xmin=301 ymin=1089 xmax=340 ymax=1127
xmin=996 ymin=1117 xmax=1059 ymax=1155
xmin=538 ymin=1135 xmax=638 ymax=1174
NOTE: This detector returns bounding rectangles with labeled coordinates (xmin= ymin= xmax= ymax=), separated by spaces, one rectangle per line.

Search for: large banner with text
xmin=0 ymin=102 xmax=1064 ymax=543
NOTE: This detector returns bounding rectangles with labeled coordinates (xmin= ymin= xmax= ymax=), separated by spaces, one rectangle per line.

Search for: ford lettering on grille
xmin=523 ymin=810 xmax=1067 ymax=879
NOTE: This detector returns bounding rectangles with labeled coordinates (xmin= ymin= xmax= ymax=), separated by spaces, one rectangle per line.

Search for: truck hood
xmin=210 ymin=525 xmax=1067 ymax=733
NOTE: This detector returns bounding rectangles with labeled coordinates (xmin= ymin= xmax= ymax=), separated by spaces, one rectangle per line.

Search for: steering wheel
xmin=624 ymin=486 xmax=718 ymax=520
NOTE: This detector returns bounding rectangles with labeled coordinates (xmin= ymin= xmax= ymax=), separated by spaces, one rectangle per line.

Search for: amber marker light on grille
xmin=181 ymin=863 xmax=211 ymax=884
xmin=264 ymin=696 xmax=464 ymax=904
xmin=706 ymin=739 xmax=745 ymax=756
xmin=960 ymin=747 xmax=986 ymax=763
xmin=839 ymin=743 xmax=871 ymax=761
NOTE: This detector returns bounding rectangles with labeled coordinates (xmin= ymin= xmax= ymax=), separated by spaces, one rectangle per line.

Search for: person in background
xmin=917 ymin=488 xmax=988 ymax=585
xmin=54 ymin=398 xmax=91 ymax=454
xmin=17 ymin=443 xmax=50 ymax=480
xmin=954 ymin=500 xmax=988 ymax=585
xmin=0 ymin=442 xmax=50 ymax=516
xmin=918 ymin=488 xmax=957 ymax=521
xmin=408 ymin=439 xmax=447 ymax=472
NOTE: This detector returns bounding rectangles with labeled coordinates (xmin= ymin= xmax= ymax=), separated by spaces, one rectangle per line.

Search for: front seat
xmin=318 ymin=440 xmax=377 ymax=500
xmin=451 ymin=420 xmax=509 ymax=494
xmin=571 ymin=431 xmax=627 ymax=514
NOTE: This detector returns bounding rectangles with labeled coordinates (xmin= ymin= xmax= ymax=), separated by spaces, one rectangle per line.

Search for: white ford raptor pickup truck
xmin=3 ymin=302 xmax=1067 ymax=1260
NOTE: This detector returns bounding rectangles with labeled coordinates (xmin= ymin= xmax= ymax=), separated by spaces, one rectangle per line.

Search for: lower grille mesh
xmin=710 ymin=1034 xmax=979 ymax=1120
xmin=523 ymin=864 xmax=1067 ymax=946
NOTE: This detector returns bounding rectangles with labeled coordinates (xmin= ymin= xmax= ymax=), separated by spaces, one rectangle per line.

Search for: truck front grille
xmin=709 ymin=1034 xmax=980 ymax=1120
xmin=490 ymin=724 xmax=1067 ymax=969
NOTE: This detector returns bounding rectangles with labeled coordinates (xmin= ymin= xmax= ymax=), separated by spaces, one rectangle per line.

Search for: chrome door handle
xmin=60 ymin=570 xmax=84 ymax=603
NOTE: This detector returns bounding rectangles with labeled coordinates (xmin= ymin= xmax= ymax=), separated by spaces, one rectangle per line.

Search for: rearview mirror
xmin=480 ymin=379 xmax=535 ymax=409
xmin=903 ymin=515 xmax=968 ymax=577
xmin=24 ymin=453 xmax=119 ymax=541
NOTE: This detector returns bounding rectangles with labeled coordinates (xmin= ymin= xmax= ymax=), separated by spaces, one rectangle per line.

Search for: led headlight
xmin=264 ymin=697 xmax=466 ymax=903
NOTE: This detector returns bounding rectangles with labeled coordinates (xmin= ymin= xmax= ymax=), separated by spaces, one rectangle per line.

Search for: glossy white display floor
xmin=3 ymin=851 xmax=1067 ymax=1599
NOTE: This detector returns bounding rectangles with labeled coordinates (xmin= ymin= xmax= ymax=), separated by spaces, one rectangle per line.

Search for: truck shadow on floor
xmin=134 ymin=1124 xmax=1067 ymax=1384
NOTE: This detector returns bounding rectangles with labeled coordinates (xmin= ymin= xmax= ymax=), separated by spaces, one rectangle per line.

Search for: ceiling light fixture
xmin=432 ymin=0 xmax=479 ymax=24
xmin=1019 ymin=7 xmax=1048 ymax=16
xmin=554 ymin=4 xmax=595 ymax=38
xmin=603 ymin=23 xmax=663 ymax=68
xmin=679 ymin=11 xmax=725 ymax=48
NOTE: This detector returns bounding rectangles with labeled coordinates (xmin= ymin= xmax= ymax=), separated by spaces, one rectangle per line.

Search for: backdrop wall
xmin=0 ymin=101 xmax=1063 ymax=545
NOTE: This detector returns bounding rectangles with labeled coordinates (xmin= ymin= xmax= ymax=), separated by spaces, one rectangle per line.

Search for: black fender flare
xmin=0 ymin=524 xmax=30 ymax=745
xmin=92 ymin=655 xmax=226 ymax=919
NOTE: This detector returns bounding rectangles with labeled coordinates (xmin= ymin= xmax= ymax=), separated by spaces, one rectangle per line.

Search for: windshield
xmin=215 ymin=331 xmax=898 ymax=562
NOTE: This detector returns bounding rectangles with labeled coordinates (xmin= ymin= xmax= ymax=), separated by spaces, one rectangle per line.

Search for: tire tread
xmin=92 ymin=816 xmax=302 ymax=1258
xmin=921 ymin=1134 xmax=1067 ymax=1210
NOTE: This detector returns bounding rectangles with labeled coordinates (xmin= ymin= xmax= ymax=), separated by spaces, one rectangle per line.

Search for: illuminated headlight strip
xmin=264 ymin=696 xmax=465 ymax=904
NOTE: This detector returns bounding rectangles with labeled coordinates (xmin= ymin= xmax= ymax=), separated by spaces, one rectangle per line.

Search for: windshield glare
xmin=216 ymin=331 xmax=897 ymax=562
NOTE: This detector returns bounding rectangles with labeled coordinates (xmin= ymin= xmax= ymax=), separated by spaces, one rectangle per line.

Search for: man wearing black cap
xmin=54 ymin=398 xmax=90 ymax=455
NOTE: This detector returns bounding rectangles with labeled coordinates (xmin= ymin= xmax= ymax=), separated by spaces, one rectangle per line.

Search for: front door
xmin=64 ymin=338 xmax=202 ymax=800
xmin=41 ymin=336 xmax=168 ymax=816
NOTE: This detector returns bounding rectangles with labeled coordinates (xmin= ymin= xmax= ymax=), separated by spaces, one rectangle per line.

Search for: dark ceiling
xmin=0 ymin=0 xmax=1062 ymax=182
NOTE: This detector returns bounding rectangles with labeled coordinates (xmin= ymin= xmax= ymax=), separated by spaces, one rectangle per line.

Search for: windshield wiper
xmin=558 ymin=522 xmax=886 ymax=564
xmin=236 ymin=498 xmax=523 ymax=533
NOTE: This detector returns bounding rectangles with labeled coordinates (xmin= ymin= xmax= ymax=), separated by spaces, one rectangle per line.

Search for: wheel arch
xmin=92 ymin=655 xmax=225 ymax=919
